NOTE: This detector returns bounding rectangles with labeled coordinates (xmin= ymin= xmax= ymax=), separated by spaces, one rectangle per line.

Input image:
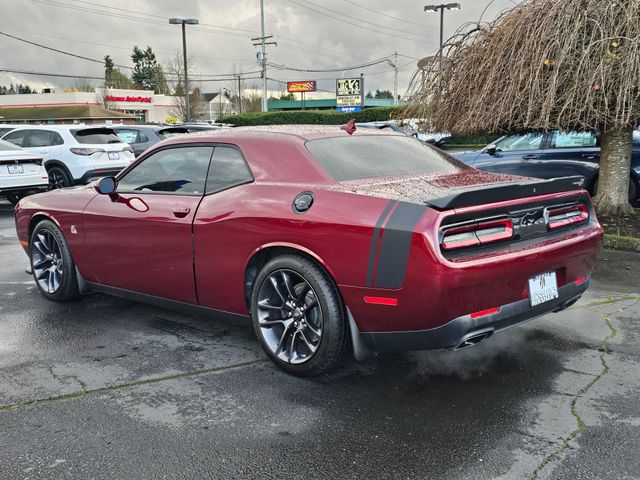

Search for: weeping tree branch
xmin=397 ymin=0 xmax=640 ymax=216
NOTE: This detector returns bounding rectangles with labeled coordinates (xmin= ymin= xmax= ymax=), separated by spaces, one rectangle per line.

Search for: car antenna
xmin=340 ymin=119 xmax=357 ymax=135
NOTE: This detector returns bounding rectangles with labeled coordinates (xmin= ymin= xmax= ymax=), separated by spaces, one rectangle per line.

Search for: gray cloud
xmin=0 ymin=0 xmax=519 ymax=97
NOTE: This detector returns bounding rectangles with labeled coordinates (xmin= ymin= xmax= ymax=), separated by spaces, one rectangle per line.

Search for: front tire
xmin=251 ymin=254 xmax=347 ymax=376
xmin=30 ymin=220 xmax=80 ymax=301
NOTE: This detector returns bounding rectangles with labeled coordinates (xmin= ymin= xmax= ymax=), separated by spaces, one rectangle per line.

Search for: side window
xmin=206 ymin=146 xmax=253 ymax=194
xmin=495 ymin=133 xmax=544 ymax=152
xmin=550 ymin=132 xmax=598 ymax=149
xmin=52 ymin=132 xmax=64 ymax=145
xmin=25 ymin=130 xmax=55 ymax=148
xmin=115 ymin=129 xmax=142 ymax=144
xmin=3 ymin=130 xmax=28 ymax=147
xmin=117 ymin=146 xmax=213 ymax=195
xmin=138 ymin=131 xmax=149 ymax=143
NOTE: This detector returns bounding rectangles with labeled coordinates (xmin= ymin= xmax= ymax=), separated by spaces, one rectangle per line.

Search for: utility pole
xmin=169 ymin=17 xmax=199 ymax=122
xmin=236 ymin=74 xmax=242 ymax=114
xmin=251 ymin=0 xmax=277 ymax=112
xmin=360 ymin=73 xmax=365 ymax=110
xmin=388 ymin=52 xmax=399 ymax=106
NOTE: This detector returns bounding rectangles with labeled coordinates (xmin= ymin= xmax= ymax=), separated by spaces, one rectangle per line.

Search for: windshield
xmin=72 ymin=128 xmax=122 ymax=144
xmin=305 ymin=135 xmax=465 ymax=182
xmin=493 ymin=133 xmax=544 ymax=152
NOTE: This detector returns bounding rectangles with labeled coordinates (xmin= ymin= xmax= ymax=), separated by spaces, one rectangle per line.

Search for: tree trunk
xmin=593 ymin=125 xmax=634 ymax=217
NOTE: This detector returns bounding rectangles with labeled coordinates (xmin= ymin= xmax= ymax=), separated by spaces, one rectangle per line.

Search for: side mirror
xmin=485 ymin=145 xmax=497 ymax=156
xmin=95 ymin=176 xmax=116 ymax=195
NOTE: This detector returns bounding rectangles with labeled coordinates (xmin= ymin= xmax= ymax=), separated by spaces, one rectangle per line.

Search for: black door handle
xmin=172 ymin=207 xmax=191 ymax=218
xmin=522 ymin=154 xmax=539 ymax=160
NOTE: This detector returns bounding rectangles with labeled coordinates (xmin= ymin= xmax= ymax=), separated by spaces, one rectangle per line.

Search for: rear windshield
xmin=157 ymin=128 xmax=189 ymax=139
xmin=72 ymin=128 xmax=122 ymax=145
xmin=0 ymin=139 xmax=21 ymax=151
xmin=305 ymin=135 xmax=465 ymax=181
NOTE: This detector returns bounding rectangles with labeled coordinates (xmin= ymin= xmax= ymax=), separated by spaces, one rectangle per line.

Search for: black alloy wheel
xmin=47 ymin=166 xmax=72 ymax=189
xmin=30 ymin=220 xmax=80 ymax=301
xmin=251 ymin=255 xmax=347 ymax=376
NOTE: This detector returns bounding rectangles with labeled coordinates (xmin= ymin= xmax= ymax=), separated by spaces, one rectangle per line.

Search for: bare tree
xmin=72 ymin=78 xmax=95 ymax=92
xmin=166 ymin=51 xmax=205 ymax=121
xmin=399 ymin=0 xmax=640 ymax=216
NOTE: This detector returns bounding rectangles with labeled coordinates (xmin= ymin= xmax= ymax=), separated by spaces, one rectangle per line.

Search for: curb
xmin=603 ymin=234 xmax=640 ymax=253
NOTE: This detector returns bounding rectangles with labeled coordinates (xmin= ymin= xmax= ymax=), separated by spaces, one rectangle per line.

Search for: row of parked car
xmin=1 ymin=121 xmax=639 ymax=206
xmin=0 ymin=123 xmax=225 ymax=204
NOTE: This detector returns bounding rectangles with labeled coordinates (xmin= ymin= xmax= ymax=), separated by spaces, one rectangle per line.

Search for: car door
xmin=82 ymin=145 xmax=214 ymax=304
xmin=193 ymin=145 xmax=255 ymax=313
xmin=23 ymin=129 xmax=64 ymax=159
xmin=472 ymin=132 xmax=545 ymax=178
xmin=537 ymin=131 xmax=600 ymax=190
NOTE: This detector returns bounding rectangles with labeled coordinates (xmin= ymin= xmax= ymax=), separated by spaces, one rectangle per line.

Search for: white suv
xmin=0 ymin=139 xmax=48 ymax=205
xmin=1 ymin=125 xmax=135 ymax=188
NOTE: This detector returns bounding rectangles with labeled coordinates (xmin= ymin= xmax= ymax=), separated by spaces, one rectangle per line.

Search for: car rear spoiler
xmin=424 ymin=176 xmax=587 ymax=210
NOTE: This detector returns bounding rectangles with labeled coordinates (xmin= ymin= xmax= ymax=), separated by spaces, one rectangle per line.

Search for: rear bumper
xmin=77 ymin=168 xmax=125 ymax=184
xmin=359 ymin=279 xmax=589 ymax=351
xmin=0 ymin=184 xmax=49 ymax=196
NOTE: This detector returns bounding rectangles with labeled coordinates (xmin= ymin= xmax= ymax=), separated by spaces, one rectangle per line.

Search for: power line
xmin=268 ymin=56 xmax=396 ymax=73
xmin=342 ymin=0 xmax=433 ymax=28
xmin=0 ymin=30 xmax=131 ymax=70
xmin=286 ymin=0 xmax=432 ymax=43
xmin=0 ymin=30 xmax=262 ymax=79
xmin=28 ymin=0 xmax=362 ymax=63
xmin=294 ymin=0 xmax=428 ymax=37
xmin=0 ymin=67 xmax=261 ymax=83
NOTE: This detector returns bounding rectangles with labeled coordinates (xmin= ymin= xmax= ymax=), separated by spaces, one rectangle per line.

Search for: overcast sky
xmin=0 ymin=0 xmax=519 ymax=98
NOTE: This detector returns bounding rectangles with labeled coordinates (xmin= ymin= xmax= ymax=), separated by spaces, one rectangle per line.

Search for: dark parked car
xmin=112 ymin=125 xmax=192 ymax=157
xmin=15 ymin=126 xmax=602 ymax=375
xmin=452 ymin=131 xmax=640 ymax=203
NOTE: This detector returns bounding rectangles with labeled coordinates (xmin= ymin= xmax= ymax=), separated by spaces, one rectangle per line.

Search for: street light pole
xmin=424 ymin=3 xmax=461 ymax=65
xmin=169 ymin=17 xmax=199 ymax=123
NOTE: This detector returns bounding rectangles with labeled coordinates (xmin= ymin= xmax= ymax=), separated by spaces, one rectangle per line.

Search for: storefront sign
xmin=104 ymin=95 xmax=152 ymax=103
xmin=336 ymin=78 xmax=362 ymax=108
xmin=287 ymin=81 xmax=316 ymax=93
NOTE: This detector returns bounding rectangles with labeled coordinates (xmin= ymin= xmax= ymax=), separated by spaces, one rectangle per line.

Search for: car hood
xmin=449 ymin=150 xmax=483 ymax=165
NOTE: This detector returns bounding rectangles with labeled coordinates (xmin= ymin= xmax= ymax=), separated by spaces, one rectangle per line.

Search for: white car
xmin=1 ymin=125 xmax=135 ymax=188
xmin=0 ymin=139 xmax=48 ymax=205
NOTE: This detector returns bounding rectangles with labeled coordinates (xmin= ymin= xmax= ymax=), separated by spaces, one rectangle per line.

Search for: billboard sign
xmin=336 ymin=78 xmax=362 ymax=108
xmin=287 ymin=81 xmax=316 ymax=93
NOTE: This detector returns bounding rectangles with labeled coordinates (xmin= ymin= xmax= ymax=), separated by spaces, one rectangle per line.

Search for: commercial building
xmin=267 ymin=97 xmax=397 ymax=111
xmin=0 ymin=88 xmax=176 ymax=124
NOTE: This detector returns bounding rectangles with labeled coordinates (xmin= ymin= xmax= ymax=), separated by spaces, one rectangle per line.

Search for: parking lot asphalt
xmin=0 ymin=199 xmax=639 ymax=480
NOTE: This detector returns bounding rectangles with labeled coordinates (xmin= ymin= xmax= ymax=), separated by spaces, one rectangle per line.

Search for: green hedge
xmin=217 ymin=107 xmax=400 ymax=126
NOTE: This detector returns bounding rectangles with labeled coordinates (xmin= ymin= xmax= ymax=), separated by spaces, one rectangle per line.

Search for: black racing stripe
xmin=374 ymin=202 xmax=426 ymax=289
xmin=366 ymin=200 xmax=397 ymax=287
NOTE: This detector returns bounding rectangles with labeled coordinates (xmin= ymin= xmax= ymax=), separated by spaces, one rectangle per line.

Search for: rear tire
xmin=251 ymin=254 xmax=347 ymax=376
xmin=47 ymin=166 xmax=72 ymax=189
xmin=30 ymin=220 xmax=80 ymax=302
xmin=6 ymin=193 xmax=21 ymax=205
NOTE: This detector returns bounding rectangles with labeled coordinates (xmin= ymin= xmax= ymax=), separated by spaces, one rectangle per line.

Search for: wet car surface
xmin=0 ymin=199 xmax=639 ymax=479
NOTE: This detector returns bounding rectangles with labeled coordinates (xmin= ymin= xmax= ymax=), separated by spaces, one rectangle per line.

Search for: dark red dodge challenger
xmin=15 ymin=125 xmax=603 ymax=375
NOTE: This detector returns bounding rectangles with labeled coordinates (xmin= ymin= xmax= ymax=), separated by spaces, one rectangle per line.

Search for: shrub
xmin=218 ymin=107 xmax=401 ymax=126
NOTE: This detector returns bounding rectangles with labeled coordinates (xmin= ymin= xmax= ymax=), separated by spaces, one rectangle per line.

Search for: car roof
xmin=169 ymin=124 xmax=403 ymax=144
xmin=5 ymin=124 xmax=116 ymax=131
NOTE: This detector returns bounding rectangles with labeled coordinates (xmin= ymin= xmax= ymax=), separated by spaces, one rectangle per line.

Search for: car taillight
xmin=546 ymin=204 xmax=588 ymax=230
xmin=34 ymin=158 xmax=43 ymax=165
xmin=441 ymin=218 xmax=513 ymax=250
xmin=69 ymin=148 xmax=104 ymax=156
